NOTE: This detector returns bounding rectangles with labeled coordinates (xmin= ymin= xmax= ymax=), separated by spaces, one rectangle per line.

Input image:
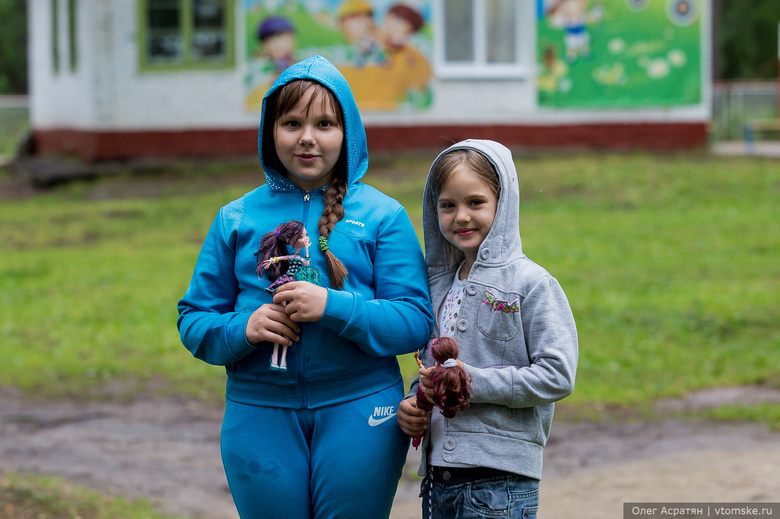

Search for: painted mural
xmin=244 ymin=0 xmax=433 ymax=112
xmin=537 ymin=0 xmax=702 ymax=108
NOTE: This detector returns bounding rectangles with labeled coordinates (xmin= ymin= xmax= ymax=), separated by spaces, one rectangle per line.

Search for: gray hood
xmin=423 ymin=139 xmax=523 ymax=275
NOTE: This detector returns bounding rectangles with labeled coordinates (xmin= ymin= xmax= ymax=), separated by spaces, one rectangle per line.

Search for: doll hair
xmin=429 ymin=148 xmax=502 ymax=268
xmin=264 ymin=80 xmax=349 ymax=289
xmin=255 ymin=220 xmax=306 ymax=280
xmin=427 ymin=337 xmax=472 ymax=418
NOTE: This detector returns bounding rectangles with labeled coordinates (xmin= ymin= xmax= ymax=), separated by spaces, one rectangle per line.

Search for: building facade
xmin=30 ymin=0 xmax=711 ymax=161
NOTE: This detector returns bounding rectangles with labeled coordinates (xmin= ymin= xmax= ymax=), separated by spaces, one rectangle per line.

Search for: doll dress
xmin=265 ymin=256 xmax=304 ymax=293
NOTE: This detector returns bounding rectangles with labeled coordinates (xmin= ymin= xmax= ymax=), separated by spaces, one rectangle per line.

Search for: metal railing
xmin=711 ymin=81 xmax=779 ymax=141
xmin=0 ymin=95 xmax=29 ymax=159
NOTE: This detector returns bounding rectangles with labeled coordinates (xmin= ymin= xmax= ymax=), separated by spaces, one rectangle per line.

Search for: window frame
xmin=68 ymin=0 xmax=77 ymax=72
xmin=137 ymin=0 xmax=235 ymax=72
xmin=51 ymin=0 xmax=60 ymax=74
xmin=433 ymin=0 xmax=530 ymax=79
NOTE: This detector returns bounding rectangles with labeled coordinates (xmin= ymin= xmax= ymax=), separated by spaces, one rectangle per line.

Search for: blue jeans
xmin=421 ymin=470 xmax=539 ymax=519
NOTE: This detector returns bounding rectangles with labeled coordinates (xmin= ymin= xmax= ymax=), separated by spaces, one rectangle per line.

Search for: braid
xmin=318 ymin=177 xmax=349 ymax=289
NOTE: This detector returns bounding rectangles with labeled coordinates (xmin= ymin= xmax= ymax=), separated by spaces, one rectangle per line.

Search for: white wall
xmin=362 ymin=78 xmax=710 ymax=126
xmin=108 ymin=2 xmax=258 ymax=130
xmin=30 ymin=0 xmax=96 ymax=128
xmin=30 ymin=0 xmax=259 ymax=131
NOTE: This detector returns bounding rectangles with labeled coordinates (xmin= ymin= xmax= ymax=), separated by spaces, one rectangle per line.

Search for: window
xmin=435 ymin=0 xmax=528 ymax=78
xmin=52 ymin=0 xmax=77 ymax=74
xmin=139 ymin=0 xmax=234 ymax=70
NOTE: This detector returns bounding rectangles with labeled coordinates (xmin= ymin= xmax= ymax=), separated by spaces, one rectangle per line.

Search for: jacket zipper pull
xmin=303 ymin=191 xmax=310 ymax=202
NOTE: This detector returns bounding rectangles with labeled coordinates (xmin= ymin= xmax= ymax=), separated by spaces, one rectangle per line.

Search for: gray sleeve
xmin=467 ymin=276 xmax=578 ymax=408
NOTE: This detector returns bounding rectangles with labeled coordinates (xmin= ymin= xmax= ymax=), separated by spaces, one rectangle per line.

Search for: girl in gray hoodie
xmin=398 ymin=139 xmax=578 ymax=518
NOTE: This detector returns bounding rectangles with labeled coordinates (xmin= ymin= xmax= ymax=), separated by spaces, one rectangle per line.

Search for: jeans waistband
xmin=431 ymin=466 xmax=514 ymax=486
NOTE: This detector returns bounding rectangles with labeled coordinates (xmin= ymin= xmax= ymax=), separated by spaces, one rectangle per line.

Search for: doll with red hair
xmin=411 ymin=337 xmax=472 ymax=448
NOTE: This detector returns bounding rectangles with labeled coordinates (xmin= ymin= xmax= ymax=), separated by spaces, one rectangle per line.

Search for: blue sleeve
xmin=177 ymin=208 xmax=255 ymax=366
xmin=319 ymin=206 xmax=434 ymax=357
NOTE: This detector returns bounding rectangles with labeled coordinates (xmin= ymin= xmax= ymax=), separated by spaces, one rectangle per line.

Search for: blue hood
xmin=258 ymin=55 xmax=369 ymax=191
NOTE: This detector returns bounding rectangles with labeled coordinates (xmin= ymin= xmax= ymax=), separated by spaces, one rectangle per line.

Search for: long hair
xmin=265 ymin=79 xmax=350 ymax=289
xmin=318 ymin=176 xmax=349 ymax=288
xmin=428 ymin=337 xmax=472 ymax=418
xmin=428 ymin=149 xmax=501 ymax=268
xmin=255 ymin=220 xmax=306 ymax=280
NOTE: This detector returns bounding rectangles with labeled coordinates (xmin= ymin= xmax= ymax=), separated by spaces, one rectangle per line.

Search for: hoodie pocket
xmin=459 ymin=403 xmax=525 ymax=434
xmin=477 ymin=289 xmax=520 ymax=341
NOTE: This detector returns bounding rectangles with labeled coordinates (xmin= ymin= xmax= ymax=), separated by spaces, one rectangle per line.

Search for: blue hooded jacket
xmin=177 ymin=56 xmax=433 ymax=409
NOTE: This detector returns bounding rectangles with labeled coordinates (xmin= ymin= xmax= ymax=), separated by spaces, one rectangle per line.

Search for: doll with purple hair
xmin=255 ymin=220 xmax=320 ymax=371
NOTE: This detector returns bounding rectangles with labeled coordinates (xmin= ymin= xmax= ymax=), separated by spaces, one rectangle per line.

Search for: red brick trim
xmin=34 ymin=122 xmax=707 ymax=162
xmin=365 ymin=123 xmax=708 ymax=151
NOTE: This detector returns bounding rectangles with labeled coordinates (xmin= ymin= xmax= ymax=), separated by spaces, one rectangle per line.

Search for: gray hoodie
xmin=409 ymin=139 xmax=578 ymax=480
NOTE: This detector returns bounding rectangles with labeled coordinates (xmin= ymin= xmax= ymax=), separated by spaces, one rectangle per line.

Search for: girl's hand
xmin=397 ymin=396 xmax=429 ymax=437
xmin=418 ymin=365 xmax=435 ymax=403
xmin=245 ymin=303 xmax=300 ymax=345
xmin=273 ymin=281 xmax=328 ymax=322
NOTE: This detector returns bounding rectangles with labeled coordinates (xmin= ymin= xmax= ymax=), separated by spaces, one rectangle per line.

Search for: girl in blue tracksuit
xmin=177 ymin=55 xmax=433 ymax=519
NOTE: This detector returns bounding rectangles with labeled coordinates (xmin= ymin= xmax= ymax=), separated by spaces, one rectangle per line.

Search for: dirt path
xmin=1 ymin=387 xmax=779 ymax=519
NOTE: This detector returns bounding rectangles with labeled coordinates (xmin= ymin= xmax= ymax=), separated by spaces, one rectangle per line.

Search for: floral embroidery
xmin=482 ymin=290 xmax=519 ymax=313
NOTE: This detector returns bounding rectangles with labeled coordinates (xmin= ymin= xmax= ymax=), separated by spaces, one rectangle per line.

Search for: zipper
xmin=298 ymin=189 xmax=311 ymax=408
xmin=302 ymin=190 xmax=312 ymax=227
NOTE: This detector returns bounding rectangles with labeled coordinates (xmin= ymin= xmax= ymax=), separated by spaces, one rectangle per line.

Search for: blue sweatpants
xmin=220 ymin=382 xmax=409 ymax=519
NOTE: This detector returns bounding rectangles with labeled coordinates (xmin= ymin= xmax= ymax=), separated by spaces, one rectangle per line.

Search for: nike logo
xmin=368 ymin=406 xmax=397 ymax=426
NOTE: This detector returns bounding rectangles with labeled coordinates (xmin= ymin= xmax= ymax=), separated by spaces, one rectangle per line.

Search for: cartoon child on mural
xmin=338 ymin=1 xmax=432 ymax=111
xmin=381 ymin=2 xmax=425 ymax=52
xmin=537 ymin=44 xmax=570 ymax=94
xmin=257 ymin=16 xmax=297 ymax=75
xmin=243 ymin=1 xmax=433 ymax=113
xmin=338 ymin=0 xmax=385 ymax=67
xmin=245 ymin=15 xmax=297 ymax=110
xmin=545 ymin=0 xmax=604 ymax=63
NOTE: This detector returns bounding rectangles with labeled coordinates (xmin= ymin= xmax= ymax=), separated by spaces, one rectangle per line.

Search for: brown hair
xmin=265 ymin=80 xmax=349 ymax=289
xmin=318 ymin=176 xmax=349 ymax=289
xmin=387 ymin=4 xmax=424 ymax=32
xmin=427 ymin=337 xmax=471 ymax=418
xmin=428 ymin=148 xmax=501 ymax=267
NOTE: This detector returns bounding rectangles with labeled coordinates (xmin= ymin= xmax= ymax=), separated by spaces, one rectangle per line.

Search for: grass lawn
xmin=1 ymin=152 xmax=778 ymax=412
xmin=0 ymin=150 xmax=778 ymax=518
xmin=0 ymin=473 xmax=182 ymax=519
